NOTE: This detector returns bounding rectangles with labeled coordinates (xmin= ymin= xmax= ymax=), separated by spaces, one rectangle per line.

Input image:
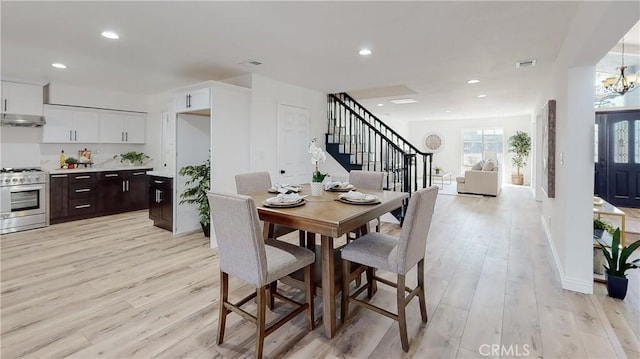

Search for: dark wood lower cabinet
xmin=148 ymin=175 xmax=172 ymax=231
xmin=50 ymin=168 xmax=151 ymax=224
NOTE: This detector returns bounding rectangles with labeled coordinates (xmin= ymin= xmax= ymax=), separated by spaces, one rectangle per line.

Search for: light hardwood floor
xmin=1 ymin=186 xmax=638 ymax=358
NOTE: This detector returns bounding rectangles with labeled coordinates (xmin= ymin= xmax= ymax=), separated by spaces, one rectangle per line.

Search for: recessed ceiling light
xmin=101 ymin=31 xmax=119 ymax=39
xmin=477 ymin=94 xmax=487 ymax=98
xmin=467 ymin=79 xmax=480 ymax=84
xmin=389 ymin=98 xmax=417 ymax=104
xmin=445 ymin=110 xmax=451 ymax=113
xmin=359 ymin=48 xmax=372 ymax=56
xmin=51 ymin=63 xmax=67 ymax=69
xmin=377 ymin=103 xmax=384 ymax=107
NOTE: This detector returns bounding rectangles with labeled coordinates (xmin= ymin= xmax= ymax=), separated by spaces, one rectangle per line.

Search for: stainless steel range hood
xmin=1 ymin=113 xmax=46 ymax=127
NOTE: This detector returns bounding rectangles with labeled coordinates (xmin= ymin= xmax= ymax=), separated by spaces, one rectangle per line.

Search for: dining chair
xmin=235 ymin=172 xmax=303 ymax=245
xmin=340 ymin=186 xmax=438 ymax=352
xmin=348 ymin=170 xmax=385 ymax=235
xmin=208 ymin=191 xmax=315 ymax=359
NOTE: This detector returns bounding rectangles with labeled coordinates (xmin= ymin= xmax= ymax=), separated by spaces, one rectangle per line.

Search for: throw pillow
xmin=482 ymin=160 xmax=495 ymax=171
xmin=471 ymin=161 xmax=483 ymax=170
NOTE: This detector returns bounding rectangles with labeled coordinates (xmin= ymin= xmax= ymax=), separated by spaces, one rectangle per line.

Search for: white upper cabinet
xmin=42 ymin=105 xmax=99 ymax=143
xmin=99 ymin=112 xmax=146 ymax=144
xmin=1 ymin=81 xmax=43 ymax=116
xmin=174 ymin=87 xmax=210 ymax=114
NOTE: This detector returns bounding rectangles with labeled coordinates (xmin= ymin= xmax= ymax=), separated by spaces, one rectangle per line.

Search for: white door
xmin=277 ymin=104 xmax=310 ymax=184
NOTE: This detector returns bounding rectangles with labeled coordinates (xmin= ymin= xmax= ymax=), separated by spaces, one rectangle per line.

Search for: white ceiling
xmin=1 ymin=2 xmax=638 ymax=122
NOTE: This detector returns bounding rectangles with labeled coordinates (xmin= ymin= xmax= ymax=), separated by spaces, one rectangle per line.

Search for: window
xmin=613 ymin=121 xmax=629 ymax=164
xmin=594 ymin=124 xmax=598 ymax=163
xmin=462 ymin=128 xmax=504 ymax=166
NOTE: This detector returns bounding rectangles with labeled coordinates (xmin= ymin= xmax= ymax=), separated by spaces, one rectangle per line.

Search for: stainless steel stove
xmin=1 ymin=167 xmax=48 ymax=234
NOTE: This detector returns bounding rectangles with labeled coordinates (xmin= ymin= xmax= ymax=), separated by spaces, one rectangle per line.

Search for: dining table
xmin=250 ymin=184 xmax=409 ymax=338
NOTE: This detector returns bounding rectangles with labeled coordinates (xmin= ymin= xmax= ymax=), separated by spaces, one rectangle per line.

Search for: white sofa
xmin=456 ymin=166 xmax=501 ymax=196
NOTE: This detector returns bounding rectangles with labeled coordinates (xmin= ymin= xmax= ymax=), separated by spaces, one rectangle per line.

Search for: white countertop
xmin=147 ymin=170 xmax=173 ymax=178
xmin=48 ymin=166 xmax=153 ymax=174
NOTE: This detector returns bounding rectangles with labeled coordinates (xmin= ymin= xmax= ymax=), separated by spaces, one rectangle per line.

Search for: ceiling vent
xmin=239 ymin=60 xmax=263 ymax=66
xmin=516 ymin=59 xmax=536 ymax=68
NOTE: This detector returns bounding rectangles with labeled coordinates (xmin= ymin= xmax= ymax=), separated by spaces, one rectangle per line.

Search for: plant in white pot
xmin=113 ymin=151 xmax=149 ymax=165
xmin=507 ymin=131 xmax=531 ymax=185
xmin=308 ymin=138 xmax=328 ymax=196
xmin=596 ymin=228 xmax=640 ymax=299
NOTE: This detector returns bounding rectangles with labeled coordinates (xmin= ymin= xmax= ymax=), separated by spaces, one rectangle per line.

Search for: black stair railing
xmin=327 ymin=93 xmax=433 ymax=195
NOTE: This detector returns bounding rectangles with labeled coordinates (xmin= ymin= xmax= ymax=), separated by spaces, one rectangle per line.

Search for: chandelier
xmin=602 ymin=39 xmax=638 ymax=96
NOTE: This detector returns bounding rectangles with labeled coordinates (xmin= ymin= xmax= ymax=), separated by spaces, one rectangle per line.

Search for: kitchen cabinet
xmin=49 ymin=174 xmax=69 ymax=221
xmin=174 ymin=87 xmax=210 ymax=114
xmin=99 ymin=112 xmax=146 ymax=144
xmin=1 ymin=81 xmax=43 ymax=116
xmin=49 ymin=168 xmax=150 ymax=224
xmin=148 ymin=175 xmax=173 ymax=231
xmin=49 ymin=172 xmax=97 ymax=224
xmin=97 ymin=170 xmax=148 ymax=214
xmin=42 ymin=105 xmax=100 ymax=143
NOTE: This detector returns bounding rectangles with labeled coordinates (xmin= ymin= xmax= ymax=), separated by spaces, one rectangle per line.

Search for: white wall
xmin=537 ymin=1 xmax=639 ymax=294
xmin=407 ymin=115 xmax=532 ymax=183
xmin=248 ymin=74 xmax=348 ymax=182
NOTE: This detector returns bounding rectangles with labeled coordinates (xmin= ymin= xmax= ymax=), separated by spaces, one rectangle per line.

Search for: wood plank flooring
xmin=1 ymin=186 xmax=637 ymax=358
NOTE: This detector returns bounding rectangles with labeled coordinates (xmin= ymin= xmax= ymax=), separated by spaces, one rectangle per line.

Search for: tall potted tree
xmin=178 ymin=158 xmax=211 ymax=237
xmin=507 ymin=131 xmax=531 ymax=185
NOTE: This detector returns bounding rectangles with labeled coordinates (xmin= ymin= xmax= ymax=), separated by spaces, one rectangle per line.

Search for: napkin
xmin=267 ymin=193 xmax=305 ymax=204
xmin=324 ymin=181 xmax=351 ymax=190
xmin=338 ymin=191 xmax=376 ymax=201
xmin=270 ymin=184 xmax=301 ymax=194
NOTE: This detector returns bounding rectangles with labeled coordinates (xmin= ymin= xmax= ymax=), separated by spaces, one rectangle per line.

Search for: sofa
xmin=456 ymin=161 xmax=501 ymax=196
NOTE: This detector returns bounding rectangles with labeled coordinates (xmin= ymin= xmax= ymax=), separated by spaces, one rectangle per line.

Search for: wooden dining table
xmin=250 ymin=185 xmax=409 ymax=338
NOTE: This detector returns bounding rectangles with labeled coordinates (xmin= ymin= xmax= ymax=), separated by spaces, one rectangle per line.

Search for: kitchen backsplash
xmin=0 ymin=126 xmax=153 ymax=170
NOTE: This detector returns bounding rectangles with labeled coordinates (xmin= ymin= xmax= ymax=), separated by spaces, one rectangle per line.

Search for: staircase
xmin=326 ymin=93 xmax=434 ymax=220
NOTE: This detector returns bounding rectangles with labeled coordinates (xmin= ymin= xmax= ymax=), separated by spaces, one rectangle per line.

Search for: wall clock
xmin=423 ymin=132 xmax=444 ymax=153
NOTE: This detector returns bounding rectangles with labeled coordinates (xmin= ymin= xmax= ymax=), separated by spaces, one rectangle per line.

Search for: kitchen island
xmin=49 ymin=166 xmax=152 ymax=224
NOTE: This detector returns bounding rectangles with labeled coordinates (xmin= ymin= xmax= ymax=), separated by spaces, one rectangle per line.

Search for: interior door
xmin=277 ymin=104 xmax=310 ymax=184
xmin=595 ymin=110 xmax=640 ymax=208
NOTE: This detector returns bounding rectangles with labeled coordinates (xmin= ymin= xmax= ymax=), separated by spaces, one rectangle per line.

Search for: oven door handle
xmin=9 ymin=185 xmax=44 ymax=192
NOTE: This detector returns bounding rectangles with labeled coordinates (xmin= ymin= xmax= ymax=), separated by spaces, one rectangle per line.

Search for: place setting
xmin=335 ymin=191 xmax=381 ymax=205
xmin=324 ymin=181 xmax=356 ymax=192
xmin=263 ymin=192 xmax=307 ymax=208
xmin=268 ymin=184 xmax=302 ymax=194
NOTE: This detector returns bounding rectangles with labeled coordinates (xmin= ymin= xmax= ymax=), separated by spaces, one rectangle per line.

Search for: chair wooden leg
xmin=304 ymin=264 xmax=314 ymax=330
xmin=217 ymin=272 xmax=229 ymax=345
xmin=341 ymin=258 xmax=351 ymax=322
xmin=397 ymin=274 xmax=409 ymax=352
xmin=298 ymin=230 xmax=306 ymax=247
xmin=417 ymin=259 xmax=428 ymax=323
xmin=268 ymin=282 xmax=277 ymax=310
xmin=255 ymin=286 xmax=267 ymax=359
xmin=366 ymin=267 xmax=375 ymax=299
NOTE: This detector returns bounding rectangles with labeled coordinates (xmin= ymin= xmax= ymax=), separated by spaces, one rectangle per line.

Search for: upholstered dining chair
xmin=341 ymin=186 xmax=438 ymax=352
xmin=348 ymin=170 xmax=385 ymax=234
xmin=208 ymin=192 xmax=315 ymax=359
xmin=235 ymin=172 xmax=303 ymax=245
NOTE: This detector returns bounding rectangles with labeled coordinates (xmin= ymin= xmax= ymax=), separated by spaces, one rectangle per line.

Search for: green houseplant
xmin=178 ymin=158 xmax=211 ymax=237
xmin=507 ymin=131 xmax=531 ymax=185
xmin=65 ymin=157 xmax=78 ymax=169
xmin=596 ymin=228 xmax=640 ymax=299
xmin=113 ymin=151 xmax=149 ymax=165
xmin=593 ymin=217 xmax=615 ymax=238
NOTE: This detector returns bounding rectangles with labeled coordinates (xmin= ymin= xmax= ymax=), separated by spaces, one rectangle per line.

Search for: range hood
xmin=1 ymin=113 xmax=46 ymax=127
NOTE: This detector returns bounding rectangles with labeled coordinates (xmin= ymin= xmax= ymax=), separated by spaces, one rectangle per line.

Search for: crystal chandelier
xmin=602 ymin=39 xmax=638 ymax=96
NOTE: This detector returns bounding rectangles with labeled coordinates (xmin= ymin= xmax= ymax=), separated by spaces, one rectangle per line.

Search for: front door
xmin=277 ymin=104 xmax=310 ymax=185
xmin=595 ymin=110 xmax=640 ymax=208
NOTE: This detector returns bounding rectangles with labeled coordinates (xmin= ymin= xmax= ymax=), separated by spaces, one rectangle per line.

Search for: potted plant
xmin=507 ymin=131 xmax=531 ymax=185
xmin=596 ymin=228 xmax=640 ymax=299
xmin=434 ymin=165 xmax=442 ymax=175
xmin=178 ymin=158 xmax=211 ymax=237
xmin=593 ymin=217 xmax=614 ymax=239
xmin=308 ymin=138 xmax=328 ymax=196
xmin=65 ymin=157 xmax=78 ymax=169
xmin=113 ymin=151 xmax=149 ymax=165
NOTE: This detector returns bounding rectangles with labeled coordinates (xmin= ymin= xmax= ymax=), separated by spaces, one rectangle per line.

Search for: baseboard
xmin=540 ymin=215 xmax=593 ymax=294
